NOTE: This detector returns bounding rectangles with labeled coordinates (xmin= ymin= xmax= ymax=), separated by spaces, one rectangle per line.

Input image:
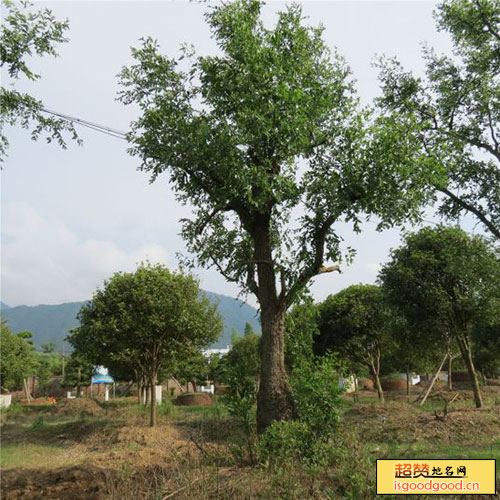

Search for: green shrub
xmin=290 ymin=353 xmax=344 ymax=441
xmin=31 ymin=415 xmax=45 ymax=429
xmin=259 ymin=420 xmax=310 ymax=464
xmin=259 ymin=354 xmax=345 ymax=468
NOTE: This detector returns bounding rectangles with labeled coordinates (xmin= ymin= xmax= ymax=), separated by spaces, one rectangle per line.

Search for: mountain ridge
xmin=0 ymin=291 xmax=260 ymax=351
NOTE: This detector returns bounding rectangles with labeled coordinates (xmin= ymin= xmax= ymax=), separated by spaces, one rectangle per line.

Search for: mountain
xmin=0 ymin=301 xmax=11 ymax=311
xmin=0 ymin=291 xmax=260 ymax=351
xmin=1 ymin=302 xmax=85 ymax=350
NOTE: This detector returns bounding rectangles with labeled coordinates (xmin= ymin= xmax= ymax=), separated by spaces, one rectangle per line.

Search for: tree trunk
xmin=353 ymin=372 xmax=359 ymax=403
xmin=23 ymin=378 xmax=31 ymax=402
xmin=252 ymin=217 xmax=295 ymax=434
xmin=368 ymin=350 xmax=384 ymax=403
xmin=456 ymin=335 xmax=483 ymax=408
xmin=137 ymin=382 xmax=142 ymax=405
xmin=370 ymin=368 xmax=384 ymax=403
xmin=150 ymin=375 xmax=157 ymax=427
xmin=447 ymin=355 xmax=453 ymax=391
xmin=77 ymin=366 xmax=82 ymax=398
xmin=257 ymin=306 xmax=295 ymax=433
xmin=406 ymin=368 xmax=410 ymax=398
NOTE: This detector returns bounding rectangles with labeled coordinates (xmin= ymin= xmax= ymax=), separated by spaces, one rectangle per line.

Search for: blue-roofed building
xmin=91 ymin=373 xmax=114 ymax=384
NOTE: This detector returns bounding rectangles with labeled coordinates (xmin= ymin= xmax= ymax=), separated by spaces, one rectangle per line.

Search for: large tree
xmin=68 ymin=263 xmax=222 ymax=426
xmin=315 ymin=285 xmax=393 ymax=403
xmin=0 ymin=0 xmax=78 ymax=162
xmin=379 ymin=226 xmax=500 ymax=408
xmin=119 ymin=0 xmax=425 ymax=432
xmin=375 ymin=0 xmax=500 ymax=238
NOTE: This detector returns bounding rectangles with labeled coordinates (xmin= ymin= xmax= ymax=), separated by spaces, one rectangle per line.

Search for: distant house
xmin=203 ymin=345 xmax=231 ymax=357
xmin=90 ymin=370 xmax=114 ymax=399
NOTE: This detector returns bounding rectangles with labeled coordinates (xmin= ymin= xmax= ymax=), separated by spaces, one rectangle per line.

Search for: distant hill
xmin=0 ymin=291 xmax=260 ymax=351
xmin=0 ymin=301 xmax=11 ymax=311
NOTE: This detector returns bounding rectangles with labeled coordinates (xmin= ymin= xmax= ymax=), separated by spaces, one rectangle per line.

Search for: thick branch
xmin=470 ymin=138 xmax=500 ymax=162
xmin=281 ymin=215 xmax=338 ymax=308
xmin=246 ymin=263 xmax=259 ymax=297
xmin=318 ymin=265 xmax=341 ymax=274
xmin=436 ymin=186 xmax=500 ymax=238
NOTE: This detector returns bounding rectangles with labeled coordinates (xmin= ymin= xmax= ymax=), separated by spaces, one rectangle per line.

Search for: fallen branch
xmin=162 ymin=476 xmax=204 ymax=500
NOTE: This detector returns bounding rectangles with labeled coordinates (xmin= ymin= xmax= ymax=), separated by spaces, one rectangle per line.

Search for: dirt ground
xmin=1 ymin=387 xmax=499 ymax=499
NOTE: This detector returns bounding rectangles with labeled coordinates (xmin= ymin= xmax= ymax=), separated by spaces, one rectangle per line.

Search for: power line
xmin=40 ymin=108 xmax=128 ymax=140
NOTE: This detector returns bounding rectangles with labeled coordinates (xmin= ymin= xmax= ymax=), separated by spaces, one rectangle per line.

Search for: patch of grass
xmin=1 ymin=443 xmax=68 ymax=468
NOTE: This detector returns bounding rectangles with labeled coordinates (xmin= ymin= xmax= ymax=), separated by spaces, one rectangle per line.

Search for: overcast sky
xmin=1 ymin=0 xmax=459 ymax=308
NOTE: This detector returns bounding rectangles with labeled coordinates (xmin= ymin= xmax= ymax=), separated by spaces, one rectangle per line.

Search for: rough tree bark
xmin=257 ymin=305 xmax=295 ymax=433
xmin=252 ymin=216 xmax=296 ymax=434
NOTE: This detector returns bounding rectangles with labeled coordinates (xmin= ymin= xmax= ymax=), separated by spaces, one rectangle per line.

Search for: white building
xmin=203 ymin=345 xmax=231 ymax=357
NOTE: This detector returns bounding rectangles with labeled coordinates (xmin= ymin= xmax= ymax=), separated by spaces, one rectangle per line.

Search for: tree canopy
xmin=375 ymin=0 xmax=500 ymax=238
xmin=68 ymin=263 xmax=223 ymax=425
xmin=315 ymin=284 xmax=393 ymax=402
xmin=0 ymin=321 xmax=37 ymax=392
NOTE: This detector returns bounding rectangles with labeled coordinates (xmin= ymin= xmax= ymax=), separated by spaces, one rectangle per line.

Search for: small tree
xmin=379 ymin=226 xmax=500 ymax=408
xmin=68 ymin=263 xmax=223 ymax=426
xmin=220 ymin=331 xmax=260 ymax=461
xmin=315 ymin=285 xmax=393 ymax=402
xmin=0 ymin=0 xmax=78 ymax=162
xmin=62 ymin=353 xmax=93 ymax=397
xmin=174 ymin=347 xmax=209 ymax=392
xmin=383 ymin=315 xmax=444 ymax=396
xmin=0 ymin=322 xmax=38 ymax=397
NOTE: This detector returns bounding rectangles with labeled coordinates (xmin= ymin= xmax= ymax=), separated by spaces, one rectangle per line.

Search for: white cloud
xmin=1 ymin=202 xmax=169 ymax=306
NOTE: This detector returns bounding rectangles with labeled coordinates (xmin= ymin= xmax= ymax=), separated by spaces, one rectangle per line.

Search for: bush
xmin=259 ymin=354 xmax=345 ymax=468
xmin=290 ymin=353 xmax=344 ymax=441
xmin=259 ymin=420 xmax=316 ymax=465
xmin=31 ymin=415 xmax=45 ymax=429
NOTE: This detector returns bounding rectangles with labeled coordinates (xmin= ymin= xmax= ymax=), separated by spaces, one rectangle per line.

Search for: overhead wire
xmin=40 ymin=108 xmax=128 ymax=140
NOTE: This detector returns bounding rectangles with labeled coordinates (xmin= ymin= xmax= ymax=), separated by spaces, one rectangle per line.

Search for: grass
xmin=1 ymin=443 xmax=67 ymax=468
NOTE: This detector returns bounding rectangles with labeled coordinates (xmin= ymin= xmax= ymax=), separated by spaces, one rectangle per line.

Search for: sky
xmin=1 ymin=0 xmax=457 ymax=308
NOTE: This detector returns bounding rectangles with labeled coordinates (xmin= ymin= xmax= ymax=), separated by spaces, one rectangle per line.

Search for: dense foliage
xmin=379 ymin=226 xmax=500 ymax=407
xmin=68 ymin=263 xmax=222 ymax=425
xmin=375 ymin=0 xmax=500 ymax=238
